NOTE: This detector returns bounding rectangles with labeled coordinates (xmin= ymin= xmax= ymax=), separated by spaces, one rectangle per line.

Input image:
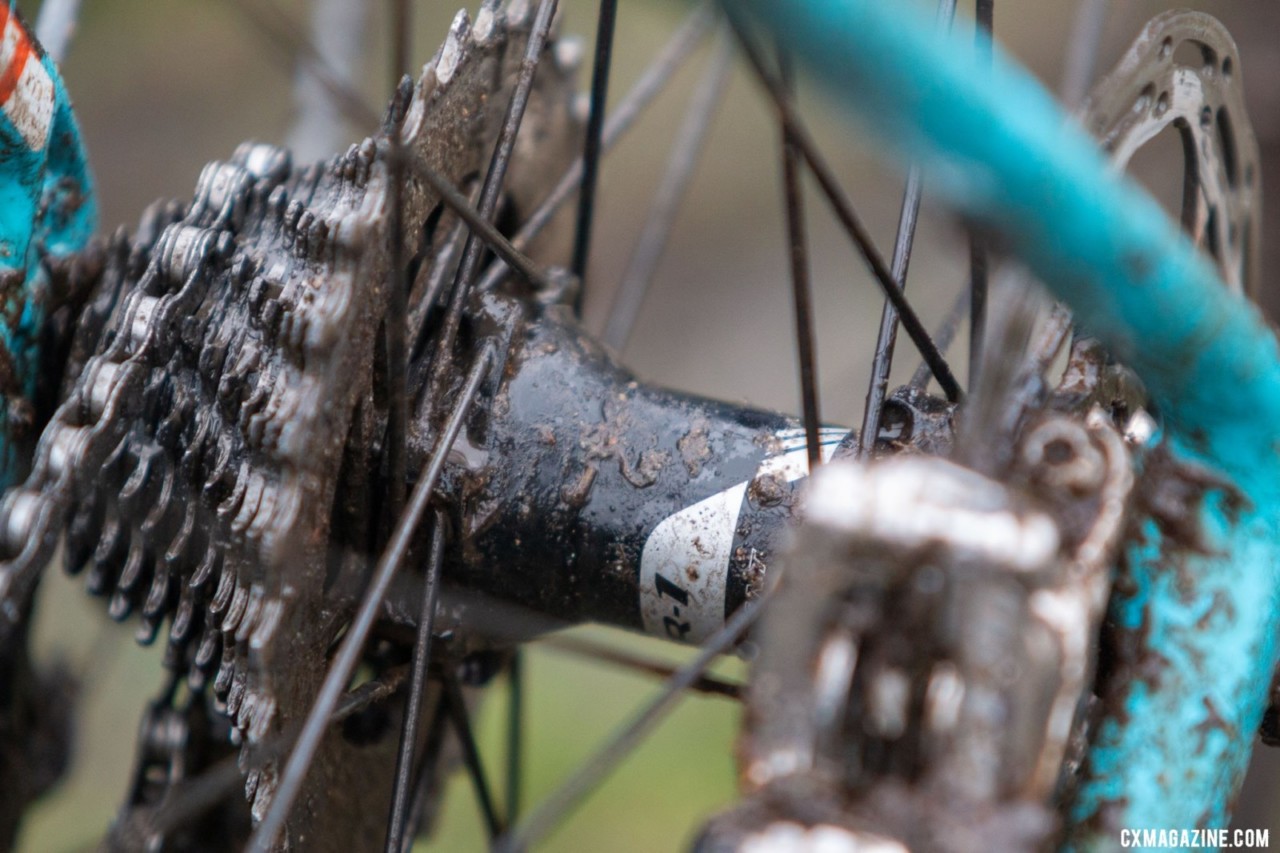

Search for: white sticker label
xmin=0 ymin=12 xmax=54 ymax=151
xmin=638 ymin=427 xmax=846 ymax=642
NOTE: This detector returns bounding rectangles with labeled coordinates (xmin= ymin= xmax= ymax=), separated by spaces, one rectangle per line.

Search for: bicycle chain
xmin=0 ymin=2 xmax=581 ymax=846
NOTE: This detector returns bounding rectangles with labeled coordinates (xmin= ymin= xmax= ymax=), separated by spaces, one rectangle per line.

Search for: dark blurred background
xmin=16 ymin=0 xmax=1280 ymax=849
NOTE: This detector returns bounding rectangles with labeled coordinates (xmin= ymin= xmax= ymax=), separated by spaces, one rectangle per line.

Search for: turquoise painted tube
xmin=728 ymin=0 xmax=1280 ymax=845
xmin=0 ymin=6 xmax=97 ymax=488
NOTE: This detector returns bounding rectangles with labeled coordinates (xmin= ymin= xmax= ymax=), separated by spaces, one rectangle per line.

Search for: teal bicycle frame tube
xmin=729 ymin=0 xmax=1280 ymax=846
xmin=0 ymin=5 xmax=96 ymax=489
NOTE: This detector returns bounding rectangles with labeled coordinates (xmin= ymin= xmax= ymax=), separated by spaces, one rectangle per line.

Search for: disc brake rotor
xmin=1081 ymin=9 xmax=1261 ymax=295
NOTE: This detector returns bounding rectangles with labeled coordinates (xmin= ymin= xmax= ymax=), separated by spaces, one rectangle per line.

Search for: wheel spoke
xmin=571 ymin=0 xmax=620 ymax=317
xmin=224 ymin=0 xmax=379 ymax=135
xmin=436 ymin=586 xmax=574 ymax=642
xmin=963 ymin=275 xmax=1073 ymax=467
xmin=776 ymin=47 xmax=823 ymax=470
xmin=430 ymin=0 xmax=559 ymax=389
xmin=385 ymin=112 xmax=411 ymax=528
xmin=955 ymin=272 xmax=1044 ymax=476
xmin=727 ymin=14 xmax=964 ymax=403
xmin=540 ymin=635 xmax=743 ymax=700
xmin=407 ymin=156 xmax=555 ymax=292
xmin=1061 ymin=0 xmax=1111 ymax=108
xmin=858 ymin=0 xmax=959 ymax=458
xmin=34 ymin=0 xmax=83 ymax=63
xmin=400 ymin=695 xmax=452 ymax=852
xmin=496 ymin=589 xmax=771 ymax=852
xmin=444 ymin=670 xmax=505 ymax=838
xmin=506 ymin=650 xmax=525 ymax=824
xmin=967 ymin=236 xmax=990 ymax=388
xmin=968 ymin=0 xmax=994 ymax=388
xmin=385 ymin=511 xmax=447 ymax=853
xmin=391 ymin=0 xmax=411 ymax=86
xmin=288 ymin=0 xmax=368 ymax=161
xmin=910 ymin=287 xmax=968 ymax=390
xmin=476 ymin=2 xmax=716 ymax=296
xmin=383 ymin=0 xmax=412 ymax=531
xmin=408 ymin=214 xmax=473 ymax=373
xmin=248 ymin=344 xmax=495 ymax=853
xmin=335 ymin=665 xmax=411 ymax=720
xmin=602 ymin=29 xmax=732 ymax=352
xmin=411 ymin=216 xmax=471 ymax=327
xmin=858 ymin=168 xmax=923 ymax=456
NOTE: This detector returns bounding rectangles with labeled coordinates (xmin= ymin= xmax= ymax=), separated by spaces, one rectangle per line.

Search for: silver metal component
xmin=1123 ymin=409 xmax=1158 ymax=446
xmin=85 ymin=360 xmax=124 ymax=420
xmin=744 ymin=457 xmax=1060 ymax=793
xmin=740 ymin=823 xmax=908 ymax=853
xmin=434 ymin=11 xmax=470 ymax=86
xmin=236 ymin=142 xmax=293 ymax=183
xmin=190 ymin=162 xmax=254 ymax=229
xmin=1022 ymin=414 xmax=1133 ymax=795
xmin=473 ymin=6 xmax=498 ymax=45
xmin=155 ymin=223 xmax=220 ymax=282
xmin=734 ymin=404 xmax=1133 ymax=850
xmin=1 ymin=492 xmax=41 ymax=553
xmin=44 ymin=424 xmax=88 ymax=481
xmin=1082 ymin=10 xmax=1261 ymax=294
xmin=812 ymin=630 xmax=858 ymax=732
xmin=805 ymin=457 xmax=1059 ymax=574
xmin=1021 ymin=417 xmax=1105 ymax=494
xmin=126 ymin=295 xmax=160 ymax=352
xmin=868 ymin=668 xmax=911 ymax=740
xmin=923 ymin=663 xmax=964 ymax=735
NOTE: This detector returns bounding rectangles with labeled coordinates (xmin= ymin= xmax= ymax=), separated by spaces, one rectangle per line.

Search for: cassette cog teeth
xmin=0 ymin=2 xmax=584 ymax=845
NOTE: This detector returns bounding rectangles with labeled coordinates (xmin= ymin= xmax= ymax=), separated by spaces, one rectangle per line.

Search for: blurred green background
xmin=14 ymin=0 xmax=1280 ymax=850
